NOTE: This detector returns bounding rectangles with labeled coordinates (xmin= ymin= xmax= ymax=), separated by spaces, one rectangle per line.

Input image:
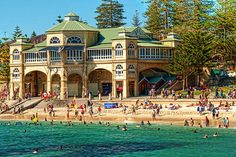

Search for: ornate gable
xmin=129 ymin=27 xmax=151 ymax=39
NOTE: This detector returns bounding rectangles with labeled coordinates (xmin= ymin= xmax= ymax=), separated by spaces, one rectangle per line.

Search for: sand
xmin=1 ymin=99 xmax=236 ymax=128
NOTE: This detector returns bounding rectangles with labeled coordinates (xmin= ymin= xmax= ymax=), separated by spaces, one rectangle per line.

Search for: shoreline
xmin=1 ymin=109 xmax=236 ymax=129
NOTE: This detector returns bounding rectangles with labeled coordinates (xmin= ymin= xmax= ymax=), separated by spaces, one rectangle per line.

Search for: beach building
xmin=9 ymin=12 xmax=179 ymax=100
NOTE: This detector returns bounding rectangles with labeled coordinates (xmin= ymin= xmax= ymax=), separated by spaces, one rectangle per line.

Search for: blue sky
xmin=0 ymin=0 xmax=147 ymax=39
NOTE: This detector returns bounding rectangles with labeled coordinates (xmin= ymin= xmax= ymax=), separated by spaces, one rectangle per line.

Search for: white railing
xmin=88 ymin=49 xmax=112 ymax=60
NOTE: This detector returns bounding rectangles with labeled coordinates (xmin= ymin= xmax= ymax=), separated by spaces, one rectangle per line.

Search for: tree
xmin=170 ymin=31 xmax=215 ymax=88
xmin=0 ymin=43 xmax=10 ymax=81
xmin=12 ymin=26 xmax=23 ymax=40
xmin=56 ymin=16 xmax=63 ymax=23
xmin=95 ymin=0 xmax=126 ymax=28
xmin=132 ymin=10 xmax=142 ymax=27
xmin=172 ymin=0 xmax=193 ymax=34
xmin=145 ymin=0 xmax=164 ymax=37
xmin=213 ymin=0 xmax=236 ymax=68
xmin=31 ymin=31 xmax=37 ymax=38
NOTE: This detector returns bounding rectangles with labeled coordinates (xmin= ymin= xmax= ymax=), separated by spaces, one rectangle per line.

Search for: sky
xmin=0 ymin=0 xmax=147 ymax=39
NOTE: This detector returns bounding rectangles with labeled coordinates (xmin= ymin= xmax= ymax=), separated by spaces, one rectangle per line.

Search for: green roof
xmin=47 ymin=21 xmax=98 ymax=32
xmin=98 ymin=27 xmax=152 ymax=44
xmin=65 ymin=12 xmax=78 ymax=17
xmin=10 ymin=41 xmax=33 ymax=46
xmin=25 ymin=40 xmax=46 ymax=52
xmin=88 ymin=43 xmax=112 ymax=49
xmin=138 ymin=42 xmax=169 ymax=47
xmin=148 ymin=76 xmax=163 ymax=84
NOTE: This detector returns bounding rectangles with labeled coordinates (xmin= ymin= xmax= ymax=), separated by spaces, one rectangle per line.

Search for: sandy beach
xmin=1 ymin=98 xmax=236 ymax=128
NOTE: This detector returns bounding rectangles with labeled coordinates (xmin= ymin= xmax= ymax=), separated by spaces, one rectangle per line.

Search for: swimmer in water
xmin=203 ymin=134 xmax=208 ymax=139
xmin=147 ymin=121 xmax=151 ymax=126
xmin=32 ymin=148 xmax=38 ymax=154
xmin=213 ymin=132 xmax=218 ymax=137
xmin=99 ymin=121 xmax=102 ymax=125
xmin=193 ymin=130 xmax=198 ymax=133
xmin=122 ymin=125 xmax=127 ymax=131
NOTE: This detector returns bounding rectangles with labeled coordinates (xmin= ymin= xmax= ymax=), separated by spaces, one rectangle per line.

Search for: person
xmin=223 ymin=117 xmax=229 ymax=128
xmin=203 ymin=134 xmax=208 ymax=139
xmin=190 ymin=118 xmax=194 ymax=127
xmin=215 ymin=108 xmax=219 ymax=118
xmin=152 ymin=110 xmax=156 ymax=120
xmin=212 ymin=108 xmax=216 ymax=119
xmin=33 ymin=148 xmax=38 ymax=154
xmin=184 ymin=119 xmax=189 ymax=126
xmin=122 ymin=125 xmax=127 ymax=131
xmin=213 ymin=132 xmax=218 ymax=137
xmin=147 ymin=121 xmax=151 ymax=126
xmin=141 ymin=120 xmax=144 ymax=126
xmin=98 ymin=106 xmax=102 ymax=116
xmin=205 ymin=116 xmax=210 ymax=127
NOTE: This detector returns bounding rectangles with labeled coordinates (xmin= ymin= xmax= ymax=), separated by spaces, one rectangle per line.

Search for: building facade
xmin=9 ymin=12 xmax=179 ymax=100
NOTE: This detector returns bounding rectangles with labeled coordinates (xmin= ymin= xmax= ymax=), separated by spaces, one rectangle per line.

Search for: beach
xmin=1 ymin=98 xmax=236 ymax=128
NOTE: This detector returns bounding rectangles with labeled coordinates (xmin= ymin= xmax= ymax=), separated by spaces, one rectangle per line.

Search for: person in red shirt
xmin=98 ymin=106 xmax=102 ymax=116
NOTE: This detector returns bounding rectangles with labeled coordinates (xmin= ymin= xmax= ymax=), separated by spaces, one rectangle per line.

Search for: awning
xmin=39 ymin=46 xmax=84 ymax=51
xmin=39 ymin=46 xmax=60 ymax=51
xmin=64 ymin=46 xmax=84 ymax=50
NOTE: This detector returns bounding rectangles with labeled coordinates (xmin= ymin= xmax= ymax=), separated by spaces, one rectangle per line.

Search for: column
xmin=19 ymin=73 xmax=24 ymax=99
xmin=134 ymin=80 xmax=139 ymax=97
xmin=112 ymin=79 xmax=116 ymax=98
xmin=60 ymin=69 xmax=68 ymax=100
xmin=10 ymin=82 xmax=14 ymax=100
xmin=82 ymin=75 xmax=88 ymax=98
xmin=47 ymin=70 xmax=51 ymax=93
xmin=123 ymin=80 xmax=127 ymax=98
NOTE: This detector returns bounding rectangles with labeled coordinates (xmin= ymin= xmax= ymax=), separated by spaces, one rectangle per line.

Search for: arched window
xmin=67 ymin=36 xmax=82 ymax=44
xmin=50 ymin=37 xmax=60 ymax=44
xmin=128 ymin=65 xmax=135 ymax=74
xmin=115 ymin=43 xmax=123 ymax=56
xmin=116 ymin=64 xmax=123 ymax=75
xmin=128 ymin=43 xmax=135 ymax=56
xmin=13 ymin=68 xmax=20 ymax=78
xmin=13 ymin=49 xmax=20 ymax=60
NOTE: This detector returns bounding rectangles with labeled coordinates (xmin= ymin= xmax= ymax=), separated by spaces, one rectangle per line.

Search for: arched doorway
xmin=88 ymin=69 xmax=112 ymax=96
xmin=52 ymin=74 xmax=61 ymax=96
xmin=67 ymin=74 xmax=82 ymax=97
xmin=139 ymin=68 xmax=175 ymax=96
xmin=25 ymin=71 xmax=47 ymax=97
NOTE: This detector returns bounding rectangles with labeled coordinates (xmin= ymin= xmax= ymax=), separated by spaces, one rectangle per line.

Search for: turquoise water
xmin=0 ymin=121 xmax=236 ymax=157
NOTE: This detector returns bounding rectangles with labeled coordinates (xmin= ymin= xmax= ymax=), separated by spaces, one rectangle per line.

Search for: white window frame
xmin=67 ymin=50 xmax=83 ymax=61
xmin=128 ymin=65 xmax=135 ymax=74
xmin=50 ymin=50 xmax=60 ymax=61
xmin=115 ymin=44 xmax=123 ymax=57
xmin=67 ymin=36 xmax=82 ymax=44
xmin=13 ymin=68 xmax=20 ymax=78
xmin=128 ymin=43 xmax=135 ymax=57
xmin=116 ymin=64 xmax=123 ymax=76
xmin=13 ymin=49 xmax=20 ymax=60
xmin=50 ymin=37 xmax=60 ymax=44
xmin=87 ymin=49 xmax=112 ymax=60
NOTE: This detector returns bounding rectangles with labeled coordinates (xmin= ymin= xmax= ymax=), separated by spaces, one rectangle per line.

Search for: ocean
xmin=0 ymin=121 xmax=235 ymax=157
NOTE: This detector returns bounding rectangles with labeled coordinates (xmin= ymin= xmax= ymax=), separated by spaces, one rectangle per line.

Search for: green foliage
xmin=31 ymin=31 xmax=37 ymax=38
xmin=132 ymin=10 xmax=142 ymax=27
xmin=12 ymin=26 xmax=22 ymax=40
xmin=169 ymin=31 xmax=215 ymax=88
xmin=0 ymin=44 xmax=10 ymax=81
xmin=144 ymin=0 xmax=164 ymax=36
xmin=95 ymin=0 xmax=126 ymax=28
xmin=56 ymin=16 xmax=63 ymax=23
